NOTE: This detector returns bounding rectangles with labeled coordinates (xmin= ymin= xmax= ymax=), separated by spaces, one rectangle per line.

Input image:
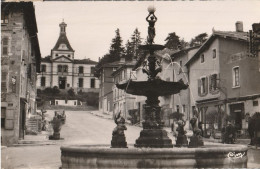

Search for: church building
xmin=37 ymin=21 xmax=99 ymax=93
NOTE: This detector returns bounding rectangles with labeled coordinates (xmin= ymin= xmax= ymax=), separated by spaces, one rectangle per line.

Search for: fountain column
xmin=134 ymin=6 xmax=173 ymax=148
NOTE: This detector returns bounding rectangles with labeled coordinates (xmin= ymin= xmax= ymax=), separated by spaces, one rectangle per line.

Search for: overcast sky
xmin=34 ymin=1 xmax=260 ymax=62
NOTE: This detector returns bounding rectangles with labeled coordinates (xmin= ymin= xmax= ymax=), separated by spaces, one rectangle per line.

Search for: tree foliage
xmin=95 ymin=28 xmax=125 ymax=70
xmin=67 ymin=88 xmax=75 ymax=97
xmin=125 ymin=28 xmax=143 ymax=61
xmin=165 ymin=32 xmax=181 ymax=50
xmin=109 ymin=28 xmax=125 ymax=62
xmin=190 ymin=33 xmax=208 ymax=47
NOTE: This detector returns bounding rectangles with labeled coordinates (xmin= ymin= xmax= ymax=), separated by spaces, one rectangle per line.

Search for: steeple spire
xmin=59 ymin=20 xmax=67 ymax=34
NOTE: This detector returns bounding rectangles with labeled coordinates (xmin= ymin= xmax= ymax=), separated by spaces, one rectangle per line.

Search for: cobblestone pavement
xmin=1 ymin=110 xmax=259 ymax=169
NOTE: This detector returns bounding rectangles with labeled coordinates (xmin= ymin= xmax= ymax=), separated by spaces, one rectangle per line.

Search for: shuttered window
xmin=198 ymin=77 xmax=208 ymax=96
xmin=78 ymin=66 xmax=84 ymax=73
xmin=209 ymin=74 xmax=220 ymax=94
xmin=41 ymin=65 xmax=46 ymax=72
xmin=2 ymin=37 xmax=8 ymax=55
xmin=233 ymin=67 xmax=240 ymax=87
xmin=58 ymin=65 xmax=68 ymax=73
xmin=1 ymin=107 xmax=6 ymax=128
xmin=41 ymin=77 xmax=46 ymax=87
xmin=1 ymin=72 xmax=7 ymax=92
xmin=78 ymin=78 xmax=83 ymax=88
xmin=213 ymin=49 xmax=216 ymax=59
xmin=91 ymin=67 xmax=95 ymax=74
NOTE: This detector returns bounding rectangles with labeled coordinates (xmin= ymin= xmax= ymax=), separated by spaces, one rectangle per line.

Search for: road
xmin=1 ymin=110 xmax=143 ymax=169
xmin=1 ymin=110 xmax=260 ymax=169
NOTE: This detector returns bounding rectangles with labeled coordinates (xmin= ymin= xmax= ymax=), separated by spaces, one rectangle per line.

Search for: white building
xmin=37 ymin=21 xmax=99 ymax=93
xmin=111 ymin=59 xmax=137 ymax=120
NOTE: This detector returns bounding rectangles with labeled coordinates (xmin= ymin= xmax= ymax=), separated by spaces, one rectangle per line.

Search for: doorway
xmin=59 ymin=77 xmax=66 ymax=89
xmin=230 ymin=103 xmax=244 ymax=130
xmin=19 ymin=100 xmax=26 ymax=139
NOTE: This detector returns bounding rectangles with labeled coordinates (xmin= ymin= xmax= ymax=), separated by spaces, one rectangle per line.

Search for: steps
xmin=26 ymin=116 xmax=42 ymax=134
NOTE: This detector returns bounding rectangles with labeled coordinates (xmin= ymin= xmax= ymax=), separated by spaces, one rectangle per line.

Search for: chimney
xmin=235 ymin=21 xmax=243 ymax=32
xmin=252 ymin=23 xmax=260 ymax=34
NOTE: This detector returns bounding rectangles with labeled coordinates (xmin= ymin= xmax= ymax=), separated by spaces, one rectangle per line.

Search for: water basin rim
xmin=60 ymin=144 xmax=248 ymax=154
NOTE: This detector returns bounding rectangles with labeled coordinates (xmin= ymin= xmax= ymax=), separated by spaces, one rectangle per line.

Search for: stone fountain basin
xmin=116 ymin=79 xmax=188 ymax=96
xmin=60 ymin=144 xmax=248 ymax=169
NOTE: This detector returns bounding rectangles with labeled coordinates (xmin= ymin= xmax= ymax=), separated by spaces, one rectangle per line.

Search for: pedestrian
xmin=225 ymin=121 xmax=236 ymax=144
xmin=198 ymin=122 xmax=203 ymax=137
xmin=171 ymin=122 xmax=174 ymax=132
xmin=248 ymin=116 xmax=255 ymax=145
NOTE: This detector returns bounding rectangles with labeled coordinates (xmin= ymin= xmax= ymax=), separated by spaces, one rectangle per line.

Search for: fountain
xmin=60 ymin=6 xmax=248 ymax=168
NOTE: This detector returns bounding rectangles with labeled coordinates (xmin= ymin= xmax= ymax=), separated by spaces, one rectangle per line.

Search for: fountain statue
xmin=111 ymin=111 xmax=127 ymax=148
xmin=189 ymin=110 xmax=204 ymax=147
xmin=175 ymin=114 xmax=188 ymax=147
xmin=60 ymin=6 xmax=248 ymax=168
xmin=146 ymin=6 xmax=157 ymax=44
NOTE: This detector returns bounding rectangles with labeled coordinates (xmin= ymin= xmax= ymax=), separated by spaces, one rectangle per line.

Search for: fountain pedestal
xmin=176 ymin=135 xmax=188 ymax=147
xmin=189 ymin=136 xmax=204 ymax=148
xmin=135 ymin=129 xmax=173 ymax=148
xmin=111 ymin=135 xmax=127 ymax=148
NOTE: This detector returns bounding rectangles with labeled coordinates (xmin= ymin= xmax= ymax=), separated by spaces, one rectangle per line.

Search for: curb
xmin=1 ymin=146 xmax=7 ymax=150
xmin=12 ymin=142 xmax=56 ymax=147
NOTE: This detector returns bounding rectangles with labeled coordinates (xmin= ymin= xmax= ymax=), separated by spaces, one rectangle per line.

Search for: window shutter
xmin=198 ymin=79 xmax=201 ymax=96
xmin=216 ymin=73 xmax=220 ymax=90
xmin=27 ymin=64 xmax=32 ymax=79
xmin=205 ymin=76 xmax=208 ymax=95
xmin=209 ymin=75 xmax=212 ymax=93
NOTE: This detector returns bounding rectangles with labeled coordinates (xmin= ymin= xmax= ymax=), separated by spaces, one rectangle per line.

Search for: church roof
xmin=74 ymin=59 xmax=97 ymax=64
xmin=52 ymin=33 xmax=74 ymax=51
xmin=41 ymin=56 xmax=97 ymax=65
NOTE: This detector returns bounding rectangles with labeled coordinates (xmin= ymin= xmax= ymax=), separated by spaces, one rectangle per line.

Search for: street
xmin=1 ymin=110 xmax=143 ymax=169
xmin=1 ymin=110 xmax=260 ymax=169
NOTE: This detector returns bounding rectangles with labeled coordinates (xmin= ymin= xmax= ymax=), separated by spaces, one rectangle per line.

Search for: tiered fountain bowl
xmin=60 ymin=6 xmax=248 ymax=169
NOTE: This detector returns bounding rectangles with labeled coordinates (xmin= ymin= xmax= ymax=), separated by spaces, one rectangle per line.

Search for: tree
xmin=109 ymin=28 xmax=125 ymax=62
xmin=179 ymin=38 xmax=189 ymax=50
xmin=125 ymin=28 xmax=143 ymax=60
xmin=165 ymin=32 xmax=181 ymax=50
xmin=190 ymin=33 xmax=208 ymax=47
xmin=52 ymin=86 xmax=60 ymax=95
xmin=67 ymin=88 xmax=75 ymax=97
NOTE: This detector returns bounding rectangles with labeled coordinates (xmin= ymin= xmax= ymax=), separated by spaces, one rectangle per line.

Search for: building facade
xmin=111 ymin=59 xmax=136 ymax=120
xmin=37 ymin=21 xmax=99 ymax=93
xmin=170 ymin=47 xmax=199 ymax=121
xmin=96 ymin=60 xmax=124 ymax=115
xmin=1 ymin=2 xmax=41 ymax=145
xmin=186 ymin=22 xmax=260 ymax=136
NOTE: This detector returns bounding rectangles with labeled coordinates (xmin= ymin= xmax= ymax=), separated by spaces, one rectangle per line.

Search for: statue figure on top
xmin=146 ymin=9 xmax=157 ymax=44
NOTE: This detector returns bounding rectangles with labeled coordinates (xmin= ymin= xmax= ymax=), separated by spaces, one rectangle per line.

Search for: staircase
xmin=26 ymin=115 xmax=42 ymax=134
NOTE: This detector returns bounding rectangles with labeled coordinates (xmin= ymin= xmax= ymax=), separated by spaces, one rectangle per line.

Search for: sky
xmin=34 ymin=1 xmax=260 ymax=62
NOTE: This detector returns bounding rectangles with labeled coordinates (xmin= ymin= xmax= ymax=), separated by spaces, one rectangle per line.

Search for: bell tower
xmin=59 ymin=20 xmax=67 ymax=34
xmin=51 ymin=20 xmax=75 ymax=60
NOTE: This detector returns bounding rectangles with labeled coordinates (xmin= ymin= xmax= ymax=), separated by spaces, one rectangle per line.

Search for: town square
xmin=1 ymin=1 xmax=260 ymax=168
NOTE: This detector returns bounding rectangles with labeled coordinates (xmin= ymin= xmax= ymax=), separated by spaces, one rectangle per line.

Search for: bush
xmin=53 ymin=86 xmax=60 ymax=95
xmin=37 ymin=89 xmax=42 ymax=95
xmin=67 ymin=88 xmax=75 ymax=97
xmin=44 ymin=87 xmax=53 ymax=94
